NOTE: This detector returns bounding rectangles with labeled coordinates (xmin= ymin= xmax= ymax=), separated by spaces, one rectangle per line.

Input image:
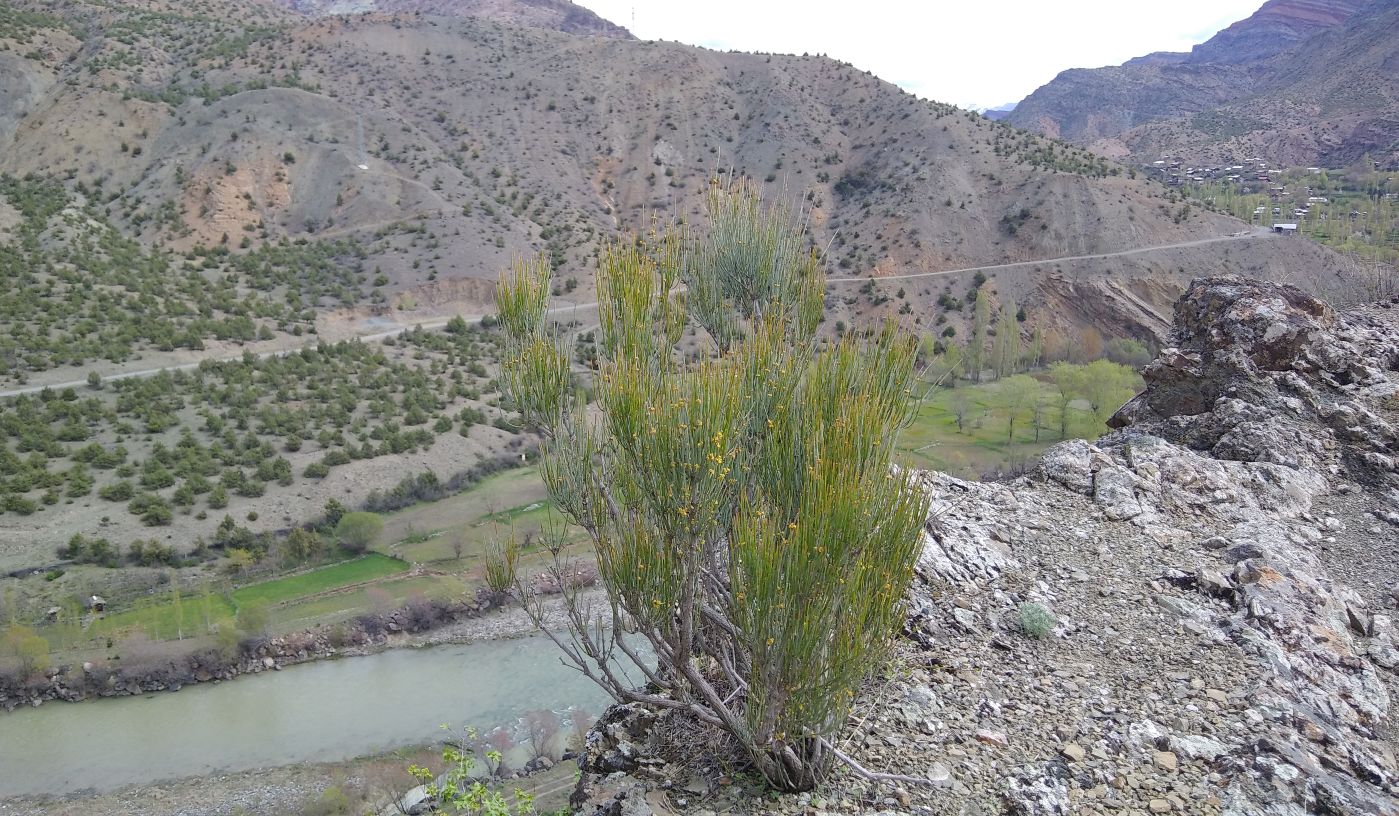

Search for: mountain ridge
xmin=269 ymin=0 xmax=634 ymax=38
xmin=0 ymin=0 xmax=1372 ymax=390
xmin=1006 ymin=0 xmax=1397 ymax=166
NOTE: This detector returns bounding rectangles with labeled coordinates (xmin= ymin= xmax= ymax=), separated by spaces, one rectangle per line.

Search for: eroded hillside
xmin=0 ymin=0 xmax=1366 ymax=387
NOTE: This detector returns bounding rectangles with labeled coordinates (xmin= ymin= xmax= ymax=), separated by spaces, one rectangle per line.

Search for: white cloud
xmin=576 ymin=0 xmax=1264 ymax=109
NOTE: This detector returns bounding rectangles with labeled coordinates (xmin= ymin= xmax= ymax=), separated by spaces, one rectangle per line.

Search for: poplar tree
xmin=992 ymin=299 xmax=1021 ymax=378
xmin=497 ymin=180 xmax=929 ymax=791
xmin=966 ymin=285 xmax=990 ymax=383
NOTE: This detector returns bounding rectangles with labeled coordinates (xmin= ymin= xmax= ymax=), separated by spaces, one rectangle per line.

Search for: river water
xmin=0 ymin=636 xmax=631 ymax=798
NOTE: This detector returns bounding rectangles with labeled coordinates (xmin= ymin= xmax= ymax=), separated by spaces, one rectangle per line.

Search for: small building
xmin=45 ymin=607 xmax=61 ymax=622
xmin=1273 ymin=223 xmax=1299 ymax=234
xmin=87 ymin=595 xmax=106 ymax=612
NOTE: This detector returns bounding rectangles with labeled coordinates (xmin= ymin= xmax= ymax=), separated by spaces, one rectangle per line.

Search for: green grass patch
xmin=38 ymin=555 xmax=410 ymax=652
xmin=231 ymin=553 xmax=409 ymax=608
xmin=896 ymin=376 xmax=1112 ymax=479
xmin=380 ymin=466 xmax=585 ymax=565
xmin=42 ymin=588 xmax=236 ymax=651
xmin=269 ymin=574 xmax=467 ymax=633
xmin=380 ymin=466 xmax=548 ymax=542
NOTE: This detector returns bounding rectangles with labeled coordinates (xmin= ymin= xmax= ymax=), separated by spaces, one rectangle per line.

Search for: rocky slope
xmin=574 ymin=278 xmax=1399 ymax=815
xmin=1007 ymin=0 xmax=1398 ymax=167
xmin=270 ymin=0 xmax=635 ymax=38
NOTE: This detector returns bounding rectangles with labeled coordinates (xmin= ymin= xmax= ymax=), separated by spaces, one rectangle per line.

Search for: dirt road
xmin=0 ymin=231 xmax=1269 ymax=399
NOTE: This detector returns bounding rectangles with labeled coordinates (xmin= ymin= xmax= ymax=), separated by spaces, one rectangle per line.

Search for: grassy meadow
xmin=895 ymin=370 xmax=1135 ymax=479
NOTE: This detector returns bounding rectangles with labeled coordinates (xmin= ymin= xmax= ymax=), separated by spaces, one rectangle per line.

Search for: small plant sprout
xmin=1018 ymin=602 xmax=1056 ymax=639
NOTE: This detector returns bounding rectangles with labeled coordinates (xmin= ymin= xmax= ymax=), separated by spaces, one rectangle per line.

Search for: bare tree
xmin=484 ymin=728 xmax=514 ymax=778
xmin=523 ymin=709 xmax=560 ymax=761
xmin=949 ymin=390 xmax=971 ymax=433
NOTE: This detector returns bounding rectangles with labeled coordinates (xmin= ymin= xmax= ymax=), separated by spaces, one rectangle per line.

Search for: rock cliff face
xmin=576 ymin=279 xmax=1399 ymax=815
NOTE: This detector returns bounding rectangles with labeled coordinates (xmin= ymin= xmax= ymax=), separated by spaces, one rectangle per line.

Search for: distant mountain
xmin=271 ymin=0 xmax=635 ymax=38
xmin=1006 ymin=0 xmax=1397 ymax=166
xmin=1186 ymin=0 xmax=1371 ymax=63
xmin=979 ymin=103 xmax=1016 ymax=121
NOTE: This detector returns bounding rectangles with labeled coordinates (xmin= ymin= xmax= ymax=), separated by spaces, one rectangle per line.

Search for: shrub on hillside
xmin=334 ymin=512 xmax=383 ymax=554
xmin=498 ymin=180 xmax=928 ymax=791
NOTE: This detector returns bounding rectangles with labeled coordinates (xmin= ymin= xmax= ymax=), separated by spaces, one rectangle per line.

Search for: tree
xmin=523 ymin=709 xmax=560 ymax=761
xmin=170 ymin=586 xmax=184 ymax=640
xmin=991 ymin=300 xmax=1021 ymax=379
xmin=498 ymin=180 xmax=929 ymax=792
xmin=949 ymin=389 xmax=972 ymax=434
xmin=999 ymin=375 xmax=1040 ymax=442
xmin=236 ymin=601 xmax=269 ymax=638
xmin=1076 ymin=327 xmax=1104 ymax=363
xmin=3 ymin=625 xmax=49 ymax=679
xmin=1030 ymin=389 xmax=1048 ymax=442
xmin=1050 ymin=362 xmax=1086 ymax=439
xmin=283 ymin=528 xmax=324 ymax=564
xmin=1027 ymin=325 xmax=1045 ymax=370
xmin=1104 ymin=337 xmax=1151 ymax=368
xmin=1081 ymin=359 xmax=1139 ymax=425
xmin=966 ymin=286 xmax=990 ymax=382
xmin=335 ymin=512 xmax=383 ymax=554
xmin=922 ymin=344 xmax=961 ymax=391
xmin=224 ymin=547 xmax=256 ymax=574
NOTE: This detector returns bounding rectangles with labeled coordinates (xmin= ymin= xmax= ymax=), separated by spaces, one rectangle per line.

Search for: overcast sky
xmin=576 ymin=0 xmax=1266 ymax=110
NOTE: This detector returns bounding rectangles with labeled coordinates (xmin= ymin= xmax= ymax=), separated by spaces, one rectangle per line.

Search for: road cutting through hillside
xmin=825 ymin=230 xmax=1265 ymax=283
xmin=0 ymin=231 xmax=1270 ymax=399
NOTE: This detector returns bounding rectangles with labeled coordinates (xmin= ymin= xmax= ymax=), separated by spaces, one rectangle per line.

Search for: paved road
xmin=0 ymin=231 xmax=1266 ymax=399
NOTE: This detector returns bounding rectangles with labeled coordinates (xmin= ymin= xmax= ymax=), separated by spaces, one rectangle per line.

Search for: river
xmin=0 ymin=636 xmax=633 ymax=798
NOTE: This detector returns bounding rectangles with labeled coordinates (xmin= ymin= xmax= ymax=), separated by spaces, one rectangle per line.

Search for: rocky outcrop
xmin=576 ymin=278 xmax=1399 ymax=815
xmin=911 ymin=278 xmax=1399 ymax=814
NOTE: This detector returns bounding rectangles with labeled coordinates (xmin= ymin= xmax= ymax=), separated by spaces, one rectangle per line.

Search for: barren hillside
xmin=269 ymin=0 xmax=634 ymax=38
xmin=0 ymin=0 xmax=1370 ymax=386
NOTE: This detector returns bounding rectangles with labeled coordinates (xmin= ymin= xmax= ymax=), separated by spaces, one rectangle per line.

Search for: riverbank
xmin=0 ymin=753 xmax=395 ymax=816
xmin=1 ymin=585 xmax=604 ymax=712
xmin=0 ymin=631 xmax=614 ymax=802
xmin=0 ymin=746 xmax=583 ymax=816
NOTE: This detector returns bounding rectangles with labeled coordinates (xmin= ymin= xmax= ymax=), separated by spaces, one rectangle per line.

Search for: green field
xmin=75 ymin=590 xmax=237 ymax=646
xmin=270 ymin=574 xmax=467 ymax=634
xmin=895 ymin=375 xmax=1116 ymax=479
xmin=231 ymin=553 xmax=409 ymax=608
xmin=38 ymin=554 xmax=412 ymax=652
xmin=26 ymin=371 xmax=1129 ymax=656
xmin=381 ymin=466 xmax=586 ymax=566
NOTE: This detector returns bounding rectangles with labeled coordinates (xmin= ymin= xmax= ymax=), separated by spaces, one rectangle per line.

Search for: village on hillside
xmin=1145 ymin=155 xmax=1398 ymax=262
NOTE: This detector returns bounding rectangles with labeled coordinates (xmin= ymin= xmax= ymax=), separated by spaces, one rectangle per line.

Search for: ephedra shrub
xmin=497 ymin=180 xmax=929 ymax=791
